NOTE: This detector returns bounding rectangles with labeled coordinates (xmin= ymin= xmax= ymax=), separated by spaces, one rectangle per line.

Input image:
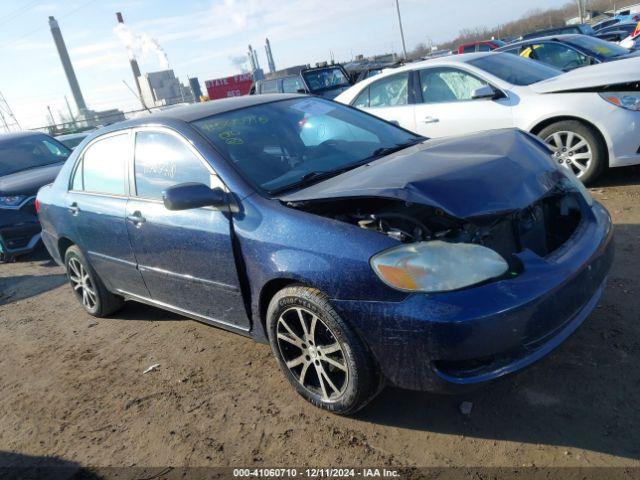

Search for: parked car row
xmin=335 ymin=51 xmax=640 ymax=183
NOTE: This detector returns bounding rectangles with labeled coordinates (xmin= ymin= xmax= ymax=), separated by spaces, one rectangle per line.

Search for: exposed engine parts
xmin=288 ymin=188 xmax=583 ymax=259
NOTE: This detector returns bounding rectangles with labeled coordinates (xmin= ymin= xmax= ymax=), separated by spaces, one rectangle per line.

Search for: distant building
xmin=138 ymin=69 xmax=193 ymax=108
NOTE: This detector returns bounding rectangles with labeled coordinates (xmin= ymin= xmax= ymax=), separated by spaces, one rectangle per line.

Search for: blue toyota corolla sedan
xmin=36 ymin=94 xmax=613 ymax=414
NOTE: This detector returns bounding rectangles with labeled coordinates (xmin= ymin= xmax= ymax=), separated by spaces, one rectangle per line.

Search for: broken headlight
xmin=370 ymin=240 xmax=509 ymax=293
xmin=561 ymin=169 xmax=593 ymax=206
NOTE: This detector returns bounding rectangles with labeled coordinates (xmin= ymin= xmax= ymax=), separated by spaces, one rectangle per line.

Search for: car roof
xmin=0 ymin=131 xmax=49 ymax=143
xmin=95 ymin=94 xmax=303 ymax=134
xmin=337 ymin=52 xmax=497 ymax=96
xmin=499 ymin=34 xmax=581 ymax=48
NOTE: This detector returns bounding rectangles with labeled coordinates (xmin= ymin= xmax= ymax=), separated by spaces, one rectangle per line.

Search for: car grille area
xmin=480 ymin=192 xmax=582 ymax=259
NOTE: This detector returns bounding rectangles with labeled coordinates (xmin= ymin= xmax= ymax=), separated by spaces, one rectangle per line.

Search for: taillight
xmin=34 ymin=198 xmax=40 ymax=213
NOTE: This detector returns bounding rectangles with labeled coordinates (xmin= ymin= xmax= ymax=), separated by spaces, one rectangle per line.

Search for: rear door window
xmin=75 ymin=133 xmax=129 ymax=195
xmin=368 ymin=72 xmax=409 ymax=108
xmin=133 ymin=130 xmax=213 ymax=199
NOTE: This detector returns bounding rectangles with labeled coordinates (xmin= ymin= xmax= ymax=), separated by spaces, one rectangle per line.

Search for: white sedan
xmin=335 ymin=52 xmax=640 ymax=183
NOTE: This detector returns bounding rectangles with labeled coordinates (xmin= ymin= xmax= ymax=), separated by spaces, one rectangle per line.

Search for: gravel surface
xmin=0 ymin=167 xmax=639 ymax=472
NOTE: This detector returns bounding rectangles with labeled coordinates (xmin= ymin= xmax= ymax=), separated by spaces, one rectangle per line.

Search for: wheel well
xmin=57 ymin=237 xmax=74 ymax=261
xmin=259 ymin=278 xmax=300 ymax=328
xmin=530 ymin=116 xmax=609 ymax=162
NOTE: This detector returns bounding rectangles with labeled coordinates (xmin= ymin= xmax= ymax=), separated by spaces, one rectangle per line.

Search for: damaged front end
xmin=286 ymin=176 xmax=588 ymax=292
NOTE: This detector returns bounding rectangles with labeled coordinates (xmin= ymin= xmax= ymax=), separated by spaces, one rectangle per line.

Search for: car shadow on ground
xmin=0 ymin=451 xmax=98 ymax=480
xmin=0 ymin=273 xmax=67 ymax=306
xmin=357 ymin=223 xmax=640 ymax=461
xmin=592 ymin=165 xmax=640 ymax=188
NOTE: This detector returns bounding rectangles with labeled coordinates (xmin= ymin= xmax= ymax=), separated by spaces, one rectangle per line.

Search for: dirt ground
xmin=1 ymin=167 xmax=639 ymax=475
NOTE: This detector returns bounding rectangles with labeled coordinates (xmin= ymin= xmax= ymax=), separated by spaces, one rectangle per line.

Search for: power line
xmin=0 ymin=0 xmax=44 ymax=27
xmin=0 ymin=0 xmax=100 ymax=48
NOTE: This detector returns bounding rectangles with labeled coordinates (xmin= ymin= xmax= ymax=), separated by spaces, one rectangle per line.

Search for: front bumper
xmin=331 ymin=202 xmax=614 ymax=392
xmin=0 ymin=209 xmax=42 ymax=261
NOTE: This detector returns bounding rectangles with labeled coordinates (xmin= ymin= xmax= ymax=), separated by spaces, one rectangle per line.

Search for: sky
xmin=0 ymin=0 xmax=565 ymax=129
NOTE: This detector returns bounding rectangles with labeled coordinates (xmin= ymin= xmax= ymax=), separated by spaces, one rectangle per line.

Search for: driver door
xmin=413 ymin=66 xmax=513 ymax=138
xmin=125 ymin=128 xmax=249 ymax=330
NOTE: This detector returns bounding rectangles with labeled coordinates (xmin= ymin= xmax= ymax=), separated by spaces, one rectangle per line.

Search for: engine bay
xmin=287 ymin=190 xmax=583 ymax=259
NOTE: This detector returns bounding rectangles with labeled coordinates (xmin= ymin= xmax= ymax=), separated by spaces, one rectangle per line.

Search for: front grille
xmin=481 ymin=193 xmax=582 ymax=259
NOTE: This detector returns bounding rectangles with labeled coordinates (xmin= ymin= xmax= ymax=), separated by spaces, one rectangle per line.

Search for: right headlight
xmin=371 ymin=240 xmax=509 ymax=293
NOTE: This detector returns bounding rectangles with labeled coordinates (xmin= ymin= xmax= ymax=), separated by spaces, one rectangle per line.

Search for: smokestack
xmin=265 ymin=38 xmax=276 ymax=73
xmin=248 ymin=45 xmax=260 ymax=72
xmin=48 ymin=16 xmax=87 ymax=113
xmin=116 ymin=12 xmax=143 ymax=103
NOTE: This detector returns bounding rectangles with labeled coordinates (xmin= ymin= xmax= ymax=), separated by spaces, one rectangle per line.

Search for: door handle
xmin=68 ymin=202 xmax=79 ymax=215
xmin=126 ymin=212 xmax=146 ymax=225
xmin=422 ymin=116 xmax=440 ymax=124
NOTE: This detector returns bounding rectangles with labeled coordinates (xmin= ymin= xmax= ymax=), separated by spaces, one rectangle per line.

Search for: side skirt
xmin=117 ymin=290 xmax=253 ymax=338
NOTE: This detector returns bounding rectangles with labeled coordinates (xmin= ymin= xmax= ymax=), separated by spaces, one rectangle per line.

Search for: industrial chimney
xmin=116 ymin=12 xmax=143 ymax=103
xmin=265 ymin=38 xmax=276 ymax=73
xmin=48 ymin=16 xmax=87 ymax=113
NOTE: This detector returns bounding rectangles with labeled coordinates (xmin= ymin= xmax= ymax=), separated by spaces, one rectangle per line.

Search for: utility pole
xmin=576 ymin=0 xmax=586 ymax=23
xmin=64 ymin=95 xmax=76 ymax=128
xmin=395 ymin=0 xmax=408 ymax=60
xmin=46 ymin=105 xmax=56 ymax=126
xmin=0 ymin=90 xmax=21 ymax=132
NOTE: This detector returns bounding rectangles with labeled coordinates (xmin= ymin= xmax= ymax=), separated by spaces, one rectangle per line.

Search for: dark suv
xmin=0 ymin=132 xmax=71 ymax=261
xmin=254 ymin=65 xmax=353 ymax=99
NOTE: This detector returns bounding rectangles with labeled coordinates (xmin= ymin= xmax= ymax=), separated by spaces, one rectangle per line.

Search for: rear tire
xmin=64 ymin=245 xmax=123 ymax=317
xmin=538 ymin=120 xmax=606 ymax=184
xmin=266 ymin=286 xmax=380 ymax=415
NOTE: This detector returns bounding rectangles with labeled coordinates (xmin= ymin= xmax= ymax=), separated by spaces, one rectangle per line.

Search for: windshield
xmin=570 ymin=35 xmax=630 ymax=58
xmin=0 ymin=134 xmax=71 ymax=177
xmin=192 ymin=97 xmax=422 ymax=194
xmin=468 ymin=53 xmax=562 ymax=85
xmin=302 ymin=67 xmax=350 ymax=92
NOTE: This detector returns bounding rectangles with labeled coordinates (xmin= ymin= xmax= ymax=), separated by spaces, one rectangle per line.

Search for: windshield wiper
xmin=365 ymin=138 xmax=424 ymax=160
xmin=269 ymin=138 xmax=424 ymax=195
xmin=270 ymin=164 xmax=367 ymax=195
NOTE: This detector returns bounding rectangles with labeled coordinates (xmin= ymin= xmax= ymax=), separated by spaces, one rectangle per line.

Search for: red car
xmin=457 ymin=40 xmax=505 ymax=54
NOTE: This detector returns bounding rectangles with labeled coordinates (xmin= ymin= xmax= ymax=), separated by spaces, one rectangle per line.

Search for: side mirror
xmin=296 ymin=87 xmax=310 ymax=94
xmin=471 ymin=85 xmax=502 ymax=100
xmin=162 ymin=183 xmax=226 ymax=211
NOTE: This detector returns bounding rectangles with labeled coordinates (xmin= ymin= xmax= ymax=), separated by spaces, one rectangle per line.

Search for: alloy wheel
xmin=275 ymin=306 xmax=349 ymax=402
xmin=544 ymin=130 xmax=593 ymax=179
xmin=68 ymin=257 xmax=97 ymax=310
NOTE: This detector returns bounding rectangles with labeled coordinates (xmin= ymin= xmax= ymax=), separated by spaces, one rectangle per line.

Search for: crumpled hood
xmin=279 ymin=129 xmax=565 ymax=219
xmin=531 ymin=55 xmax=640 ymax=93
xmin=0 ymin=163 xmax=63 ymax=196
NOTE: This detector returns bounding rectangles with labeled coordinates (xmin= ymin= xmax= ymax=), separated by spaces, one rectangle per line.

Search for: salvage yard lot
xmin=0 ymin=168 xmax=639 ymax=469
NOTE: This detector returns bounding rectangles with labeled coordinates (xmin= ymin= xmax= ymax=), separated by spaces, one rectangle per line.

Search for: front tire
xmin=266 ymin=286 xmax=380 ymax=415
xmin=64 ymin=245 xmax=123 ymax=317
xmin=538 ymin=120 xmax=606 ymax=184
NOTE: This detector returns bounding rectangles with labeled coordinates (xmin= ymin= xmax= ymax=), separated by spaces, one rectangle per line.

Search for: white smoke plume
xmin=229 ymin=54 xmax=249 ymax=73
xmin=114 ymin=23 xmax=170 ymax=70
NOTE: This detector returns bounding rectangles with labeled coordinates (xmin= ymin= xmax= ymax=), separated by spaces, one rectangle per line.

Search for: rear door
xmin=67 ymin=131 xmax=148 ymax=296
xmin=125 ymin=127 xmax=249 ymax=329
xmin=412 ymin=66 xmax=513 ymax=138
xmin=354 ymin=71 xmax=417 ymax=131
